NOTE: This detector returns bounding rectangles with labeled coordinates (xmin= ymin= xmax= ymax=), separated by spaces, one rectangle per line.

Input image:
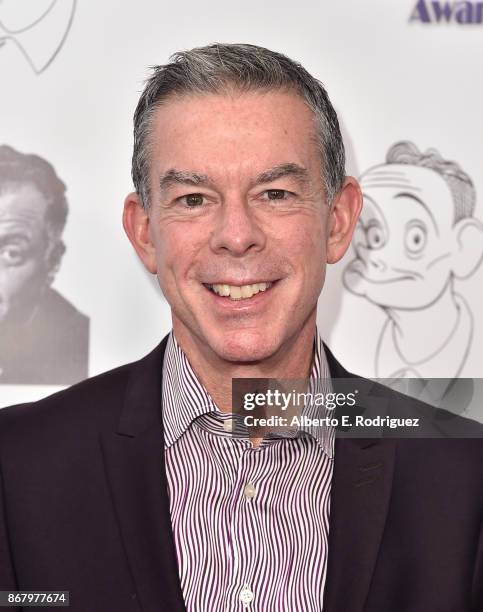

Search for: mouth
xmin=347 ymin=261 xmax=417 ymax=284
xmin=349 ymin=270 xmax=416 ymax=284
xmin=203 ymin=281 xmax=276 ymax=301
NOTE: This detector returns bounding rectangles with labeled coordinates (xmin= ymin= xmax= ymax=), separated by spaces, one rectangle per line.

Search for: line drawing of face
xmin=344 ymin=164 xmax=459 ymax=310
xmin=0 ymin=183 xmax=49 ymax=327
xmin=134 ymin=91 xmax=337 ymax=364
xmin=0 ymin=0 xmax=55 ymax=33
xmin=0 ymin=0 xmax=76 ymax=74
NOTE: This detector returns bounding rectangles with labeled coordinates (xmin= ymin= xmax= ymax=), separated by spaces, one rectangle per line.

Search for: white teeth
xmin=209 ymin=282 xmax=273 ymax=300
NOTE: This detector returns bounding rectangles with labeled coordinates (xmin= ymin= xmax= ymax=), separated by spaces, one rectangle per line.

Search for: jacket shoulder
xmin=0 ymin=361 xmax=133 ymax=443
xmin=324 ymin=343 xmax=483 ymax=447
xmin=0 ymin=336 xmax=168 ymax=450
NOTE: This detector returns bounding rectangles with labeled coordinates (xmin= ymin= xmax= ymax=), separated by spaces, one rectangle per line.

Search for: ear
xmin=45 ymin=240 xmax=66 ymax=285
xmin=326 ymin=176 xmax=363 ymax=264
xmin=122 ymin=192 xmax=157 ymax=274
xmin=451 ymin=217 xmax=483 ymax=279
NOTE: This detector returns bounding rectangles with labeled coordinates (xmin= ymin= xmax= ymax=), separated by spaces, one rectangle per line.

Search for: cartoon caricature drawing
xmin=0 ymin=0 xmax=76 ymax=74
xmin=344 ymin=142 xmax=483 ymax=380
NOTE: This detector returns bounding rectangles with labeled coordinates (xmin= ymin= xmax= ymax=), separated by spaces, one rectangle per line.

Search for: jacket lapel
xmin=99 ymin=336 xmax=395 ymax=612
xmin=323 ymin=345 xmax=396 ymax=612
xmin=100 ymin=336 xmax=186 ymax=612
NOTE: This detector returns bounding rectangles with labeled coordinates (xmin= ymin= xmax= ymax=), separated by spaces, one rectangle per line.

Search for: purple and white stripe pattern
xmin=163 ymin=331 xmax=334 ymax=611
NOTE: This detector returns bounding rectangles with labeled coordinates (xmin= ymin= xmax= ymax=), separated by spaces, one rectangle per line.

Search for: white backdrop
xmin=1 ymin=0 xmax=482 ymax=407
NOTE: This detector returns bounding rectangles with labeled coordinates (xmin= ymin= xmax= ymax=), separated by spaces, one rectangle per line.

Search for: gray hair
xmin=132 ymin=43 xmax=345 ymax=209
xmin=386 ymin=141 xmax=475 ymax=224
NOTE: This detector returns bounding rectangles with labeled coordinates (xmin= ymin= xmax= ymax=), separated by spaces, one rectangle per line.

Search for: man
xmin=0 ymin=145 xmax=89 ymax=385
xmin=0 ymin=44 xmax=482 ymax=612
xmin=344 ymin=141 xmax=483 ymax=379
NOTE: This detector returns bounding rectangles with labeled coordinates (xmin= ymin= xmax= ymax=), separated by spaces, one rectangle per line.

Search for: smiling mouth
xmin=203 ymin=281 xmax=275 ymax=301
xmin=351 ymin=271 xmax=417 ymax=284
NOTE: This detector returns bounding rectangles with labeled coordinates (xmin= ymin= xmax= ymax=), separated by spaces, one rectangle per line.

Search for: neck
xmin=386 ymin=281 xmax=459 ymax=363
xmin=172 ymin=312 xmax=317 ymax=413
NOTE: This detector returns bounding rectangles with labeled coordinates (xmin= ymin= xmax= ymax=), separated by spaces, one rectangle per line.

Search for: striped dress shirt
xmin=162 ymin=331 xmax=335 ymax=611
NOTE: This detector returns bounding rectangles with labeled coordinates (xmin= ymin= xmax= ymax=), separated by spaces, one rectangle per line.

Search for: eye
xmin=261 ymin=189 xmax=293 ymax=202
xmin=178 ymin=193 xmax=206 ymax=208
xmin=365 ymin=222 xmax=386 ymax=249
xmin=405 ymin=223 xmax=427 ymax=254
xmin=266 ymin=189 xmax=287 ymax=200
xmin=0 ymin=244 xmax=28 ymax=266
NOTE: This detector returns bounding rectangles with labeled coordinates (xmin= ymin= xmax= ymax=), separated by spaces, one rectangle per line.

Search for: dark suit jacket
xmin=0 ymin=335 xmax=483 ymax=611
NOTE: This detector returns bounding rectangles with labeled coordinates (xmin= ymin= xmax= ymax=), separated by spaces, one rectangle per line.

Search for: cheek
xmin=155 ymin=223 xmax=205 ymax=282
xmin=402 ymin=252 xmax=426 ymax=268
xmin=0 ymin=262 xmax=40 ymax=298
xmin=406 ymin=243 xmax=445 ymax=274
xmin=423 ymin=249 xmax=452 ymax=272
xmin=278 ymin=220 xmax=326 ymax=282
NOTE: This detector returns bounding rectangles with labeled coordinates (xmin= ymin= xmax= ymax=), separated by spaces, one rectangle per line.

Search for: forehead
xmin=360 ymin=164 xmax=454 ymax=224
xmin=149 ymin=90 xmax=320 ymax=178
xmin=0 ymin=183 xmax=48 ymax=224
xmin=361 ymin=164 xmax=452 ymax=199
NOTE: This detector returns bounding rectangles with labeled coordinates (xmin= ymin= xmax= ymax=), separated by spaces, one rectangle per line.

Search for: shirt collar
xmin=161 ymin=332 xmax=215 ymax=448
xmin=162 ymin=330 xmax=334 ymax=458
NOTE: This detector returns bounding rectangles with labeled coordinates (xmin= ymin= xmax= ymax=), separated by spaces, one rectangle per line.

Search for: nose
xmin=356 ymin=244 xmax=387 ymax=272
xmin=209 ymin=195 xmax=266 ymax=256
xmin=368 ymin=257 xmax=387 ymax=272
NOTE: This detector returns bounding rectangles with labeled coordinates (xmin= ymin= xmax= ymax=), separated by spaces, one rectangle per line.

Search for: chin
xmin=365 ymin=293 xmax=407 ymax=309
xmin=366 ymin=294 xmax=428 ymax=310
xmin=355 ymin=281 xmax=423 ymax=309
xmin=208 ymin=328 xmax=280 ymax=363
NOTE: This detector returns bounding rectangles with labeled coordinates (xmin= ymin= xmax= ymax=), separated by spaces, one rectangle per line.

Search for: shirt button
xmin=243 ymin=482 xmax=257 ymax=499
xmin=223 ymin=418 xmax=233 ymax=433
xmin=239 ymin=586 xmax=254 ymax=605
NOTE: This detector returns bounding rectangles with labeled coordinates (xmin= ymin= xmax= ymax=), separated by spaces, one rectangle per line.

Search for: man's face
xmin=144 ymin=90 xmax=331 ymax=362
xmin=0 ymin=183 xmax=49 ymax=326
xmin=344 ymin=164 xmax=455 ymax=309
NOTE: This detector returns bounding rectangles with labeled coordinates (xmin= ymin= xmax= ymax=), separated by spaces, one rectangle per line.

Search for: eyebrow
xmin=158 ymin=163 xmax=311 ymax=193
xmin=159 ymin=169 xmax=211 ymax=192
xmin=394 ymin=191 xmax=438 ymax=236
xmin=361 ymin=180 xmax=422 ymax=191
xmin=0 ymin=231 xmax=30 ymax=240
xmin=362 ymin=173 xmax=410 ymax=181
xmin=253 ymin=163 xmax=310 ymax=187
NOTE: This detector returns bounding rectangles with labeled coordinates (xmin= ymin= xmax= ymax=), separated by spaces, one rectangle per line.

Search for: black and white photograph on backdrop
xmin=0 ymin=145 xmax=89 ymax=385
